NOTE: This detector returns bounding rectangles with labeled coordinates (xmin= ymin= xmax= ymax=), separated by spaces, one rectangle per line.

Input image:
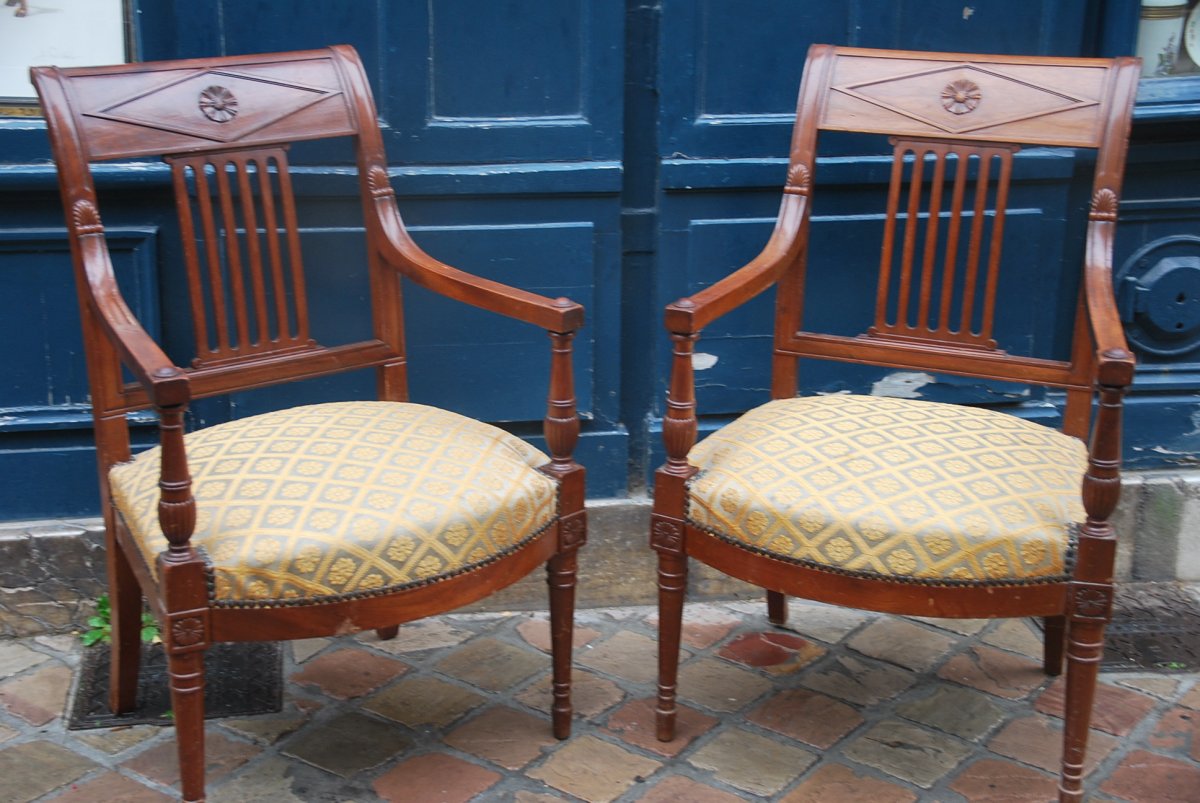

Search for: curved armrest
xmin=665 ymin=193 xmax=808 ymax=334
xmin=370 ymin=195 xmax=583 ymax=333
xmin=1084 ymin=221 xmax=1135 ymax=388
xmin=80 ymin=235 xmax=190 ymax=407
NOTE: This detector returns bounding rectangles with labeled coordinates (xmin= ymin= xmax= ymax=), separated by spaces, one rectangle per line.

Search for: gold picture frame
xmin=1 ymin=0 xmax=131 ymax=117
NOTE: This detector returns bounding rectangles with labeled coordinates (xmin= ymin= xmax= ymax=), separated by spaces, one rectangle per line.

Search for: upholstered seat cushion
xmin=109 ymin=401 xmax=558 ymax=606
xmin=687 ymin=395 xmax=1086 ymax=584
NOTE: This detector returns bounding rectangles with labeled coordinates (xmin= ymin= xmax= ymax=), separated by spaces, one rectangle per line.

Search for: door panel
xmin=0 ymin=1 xmax=1192 ymax=520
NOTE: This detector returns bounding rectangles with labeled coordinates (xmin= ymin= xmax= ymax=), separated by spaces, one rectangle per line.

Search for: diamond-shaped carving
xmin=86 ymin=69 xmax=339 ymax=143
xmin=834 ymin=64 xmax=1096 ymax=135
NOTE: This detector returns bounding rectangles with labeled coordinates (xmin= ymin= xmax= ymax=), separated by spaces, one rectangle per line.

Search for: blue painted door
xmin=640 ymin=0 xmax=1193 ymax=477
xmin=0 ymin=0 xmax=1194 ymax=521
xmin=0 ymin=0 xmax=627 ymax=518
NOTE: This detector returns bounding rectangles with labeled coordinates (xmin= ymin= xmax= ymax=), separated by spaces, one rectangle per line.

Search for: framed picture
xmin=0 ymin=0 xmax=130 ymax=117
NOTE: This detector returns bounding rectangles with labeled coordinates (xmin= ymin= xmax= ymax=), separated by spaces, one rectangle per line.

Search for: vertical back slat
xmin=896 ymin=145 xmax=925 ymax=327
xmin=874 ymin=145 xmax=907 ymax=334
xmin=938 ymin=149 xmax=971 ymax=332
xmin=213 ymin=157 xmax=252 ymax=349
xmin=275 ymin=159 xmax=311 ymax=344
xmin=916 ymin=144 xmax=948 ymax=330
xmin=172 ymin=163 xmax=212 ymax=355
xmin=258 ymin=156 xmax=292 ymax=341
xmin=236 ymin=156 xmax=271 ymax=345
xmin=169 ymin=146 xmax=315 ymax=366
xmin=868 ymin=137 xmax=1018 ymax=351
xmin=959 ymin=151 xmax=993 ymax=336
xmin=192 ymin=162 xmax=231 ymax=356
xmin=979 ymin=149 xmax=1015 ymax=344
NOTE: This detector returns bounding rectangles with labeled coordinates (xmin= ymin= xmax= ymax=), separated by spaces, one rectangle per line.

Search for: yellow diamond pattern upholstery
xmin=109 ymin=401 xmax=558 ymax=606
xmin=687 ymin=395 xmax=1086 ymax=584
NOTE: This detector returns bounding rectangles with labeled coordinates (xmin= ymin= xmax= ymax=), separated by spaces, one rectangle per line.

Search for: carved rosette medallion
xmin=1071 ymin=585 xmax=1113 ymax=620
xmin=170 ymin=615 xmax=206 ymax=647
xmin=199 ymin=86 xmax=238 ymax=123
xmin=651 ymin=518 xmax=684 ymax=553
xmin=560 ymin=516 xmax=586 ymax=549
xmin=940 ymin=79 xmax=981 ymax=115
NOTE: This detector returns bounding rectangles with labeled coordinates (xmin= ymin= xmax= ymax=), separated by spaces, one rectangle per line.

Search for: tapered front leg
xmin=1059 ymin=595 xmax=1110 ymax=801
xmin=1059 ymin=382 xmax=1124 ymax=800
xmin=652 ymin=517 xmax=687 ymax=742
xmin=167 ymin=646 xmax=207 ymax=802
xmin=547 ymin=530 xmax=581 ymax=739
xmin=654 ymin=330 xmax=699 ymax=742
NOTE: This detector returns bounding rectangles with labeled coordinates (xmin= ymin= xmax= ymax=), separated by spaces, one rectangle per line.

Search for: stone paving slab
xmin=0 ymin=599 xmax=1196 ymax=801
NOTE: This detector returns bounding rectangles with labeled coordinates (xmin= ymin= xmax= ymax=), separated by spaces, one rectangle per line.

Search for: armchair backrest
xmin=772 ymin=46 xmax=1140 ymax=438
xmin=32 ymin=46 xmax=407 ymax=417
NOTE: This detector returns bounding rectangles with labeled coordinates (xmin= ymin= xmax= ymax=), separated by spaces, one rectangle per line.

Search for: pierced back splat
xmin=869 ymin=137 xmax=1018 ymax=352
xmin=774 ymin=48 xmax=1140 ymax=394
xmin=169 ymin=147 xmax=315 ymax=367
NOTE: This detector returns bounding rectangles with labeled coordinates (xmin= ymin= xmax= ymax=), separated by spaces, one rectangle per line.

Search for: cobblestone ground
xmin=0 ymin=599 xmax=1197 ymax=802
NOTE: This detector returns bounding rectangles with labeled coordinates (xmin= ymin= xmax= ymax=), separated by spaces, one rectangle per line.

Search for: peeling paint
xmin=870 ymin=371 xmax=934 ymax=399
xmin=962 ymin=6 xmax=975 ymax=20
xmin=692 ymin=352 xmax=718 ymax=371
xmin=1139 ymin=446 xmax=1200 ymax=464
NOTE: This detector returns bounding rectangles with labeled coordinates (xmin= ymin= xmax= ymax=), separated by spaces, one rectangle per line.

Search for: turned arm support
xmin=79 ymin=230 xmax=199 ymax=558
xmin=155 ymin=403 xmax=197 ymax=561
xmin=542 ymin=330 xmax=582 ymax=475
xmin=661 ymin=332 xmax=700 ymax=478
xmin=660 ymin=194 xmax=809 ymax=472
xmin=363 ymin=177 xmax=585 ymax=470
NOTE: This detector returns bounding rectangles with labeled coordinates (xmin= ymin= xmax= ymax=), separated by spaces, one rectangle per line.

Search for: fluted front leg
xmin=654 ymin=329 xmax=700 ymax=742
xmin=1060 ymin=383 xmax=1124 ymax=802
xmin=548 ymin=527 xmax=581 ymax=739
xmin=155 ymin=398 xmax=211 ymax=801
xmin=652 ymin=515 xmax=686 ymax=741
xmin=168 ymin=647 xmax=206 ymax=802
xmin=542 ymin=324 xmax=585 ymax=739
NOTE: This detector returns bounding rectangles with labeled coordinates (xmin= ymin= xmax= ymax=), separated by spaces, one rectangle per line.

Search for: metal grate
xmin=67 ymin=641 xmax=282 ymax=730
xmin=1101 ymin=582 xmax=1200 ymax=672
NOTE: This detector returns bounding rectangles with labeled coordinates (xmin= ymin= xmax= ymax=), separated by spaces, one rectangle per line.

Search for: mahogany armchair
xmin=33 ymin=47 xmax=585 ymax=802
xmin=652 ymin=46 xmax=1139 ymax=801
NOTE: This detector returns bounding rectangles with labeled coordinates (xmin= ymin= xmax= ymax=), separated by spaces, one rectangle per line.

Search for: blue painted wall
xmin=1 ymin=0 xmax=1196 ymax=520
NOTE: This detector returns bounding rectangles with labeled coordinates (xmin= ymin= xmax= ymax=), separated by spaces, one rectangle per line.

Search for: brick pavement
xmin=0 ymin=599 xmax=1197 ymax=802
